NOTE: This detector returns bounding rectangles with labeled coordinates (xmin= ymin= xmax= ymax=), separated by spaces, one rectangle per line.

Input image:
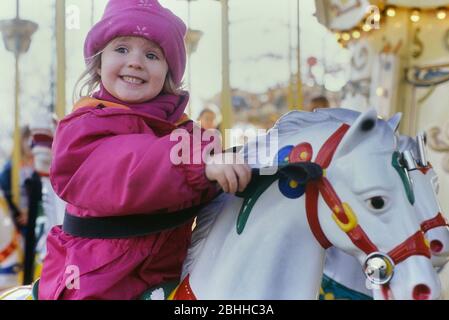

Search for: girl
xmin=39 ymin=0 xmax=251 ymax=300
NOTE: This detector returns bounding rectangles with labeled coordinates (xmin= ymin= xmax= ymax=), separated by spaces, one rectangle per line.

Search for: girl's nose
xmin=128 ymin=61 xmax=143 ymax=70
xmin=127 ymin=54 xmax=144 ymax=70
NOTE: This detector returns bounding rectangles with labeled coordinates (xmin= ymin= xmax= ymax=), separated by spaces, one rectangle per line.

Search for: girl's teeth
xmin=122 ymin=76 xmax=144 ymax=84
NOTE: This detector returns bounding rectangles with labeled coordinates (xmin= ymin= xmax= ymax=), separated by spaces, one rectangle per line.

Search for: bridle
xmin=241 ymin=123 xmax=432 ymax=285
xmin=401 ymin=136 xmax=449 ymax=235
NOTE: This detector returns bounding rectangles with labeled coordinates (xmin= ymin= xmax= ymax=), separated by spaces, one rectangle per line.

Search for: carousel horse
xmin=321 ymin=134 xmax=449 ymax=300
xmin=1 ymin=108 xmax=442 ymax=300
xmin=173 ymin=108 xmax=440 ymax=300
xmin=0 ymin=195 xmax=20 ymax=291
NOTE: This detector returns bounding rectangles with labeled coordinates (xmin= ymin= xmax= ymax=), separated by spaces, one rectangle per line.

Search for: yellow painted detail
xmin=332 ymin=202 xmax=358 ymax=233
xmin=424 ymin=238 xmax=431 ymax=249
xmin=300 ymin=151 xmax=308 ymax=160
xmin=289 ymin=180 xmax=299 ymax=188
xmin=167 ymin=285 xmax=180 ymax=300
xmin=385 ymin=257 xmax=394 ymax=276
xmin=322 ymin=169 xmax=327 ymax=177
xmin=333 ymin=205 xmax=341 ymax=214
xmin=324 ymin=293 xmax=335 ymax=300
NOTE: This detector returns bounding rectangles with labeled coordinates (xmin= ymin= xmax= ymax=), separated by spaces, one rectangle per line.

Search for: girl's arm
xmin=51 ymin=110 xmax=219 ymax=216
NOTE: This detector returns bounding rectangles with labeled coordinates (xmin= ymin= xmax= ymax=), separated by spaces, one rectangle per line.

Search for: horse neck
xmin=188 ymin=185 xmax=327 ymax=299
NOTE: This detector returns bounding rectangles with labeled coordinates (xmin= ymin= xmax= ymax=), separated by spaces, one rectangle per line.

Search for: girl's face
xmin=99 ymin=36 xmax=168 ymax=103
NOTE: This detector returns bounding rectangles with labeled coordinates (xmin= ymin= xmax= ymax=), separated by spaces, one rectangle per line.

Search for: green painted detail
xmin=32 ymin=279 xmax=40 ymax=300
xmin=392 ymin=151 xmax=415 ymax=205
xmin=320 ymin=274 xmax=372 ymax=300
xmin=236 ymin=173 xmax=280 ymax=235
xmin=139 ymin=280 xmax=179 ymax=300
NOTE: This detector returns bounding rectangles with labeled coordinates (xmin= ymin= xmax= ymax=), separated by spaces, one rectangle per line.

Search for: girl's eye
xmin=146 ymin=53 xmax=159 ymax=60
xmin=366 ymin=196 xmax=386 ymax=210
xmin=115 ymin=47 xmax=128 ymax=54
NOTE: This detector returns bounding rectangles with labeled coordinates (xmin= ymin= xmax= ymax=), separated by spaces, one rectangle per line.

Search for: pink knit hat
xmin=84 ymin=0 xmax=187 ymax=86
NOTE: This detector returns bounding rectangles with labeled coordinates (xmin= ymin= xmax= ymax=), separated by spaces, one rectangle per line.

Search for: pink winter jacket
xmin=38 ymin=98 xmax=220 ymax=300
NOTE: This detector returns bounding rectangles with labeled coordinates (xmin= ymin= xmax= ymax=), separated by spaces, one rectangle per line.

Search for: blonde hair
xmin=73 ymin=50 xmax=183 ymax=103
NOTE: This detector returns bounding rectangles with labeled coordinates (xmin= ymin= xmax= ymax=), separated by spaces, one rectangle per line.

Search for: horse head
xmin=310 ymin=109 xmax=440 ymax=299
xmin=398 ymin=134 xmax=449 ymax=268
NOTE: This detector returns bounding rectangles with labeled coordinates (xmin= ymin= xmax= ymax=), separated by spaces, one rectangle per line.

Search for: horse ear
xmin=387 ymin=113 xmax=402 ymax=132
xmin=334 ymin=108 xmax=378 ymax=160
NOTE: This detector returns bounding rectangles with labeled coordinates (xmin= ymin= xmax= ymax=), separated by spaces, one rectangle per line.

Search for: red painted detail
xmin=317 ymin=178 xmax=348 ymax=224
xmin=430 ymin=240 xmax=443 ymax=254
xmin=413 ymin=284 xmax=431 ymax=300
xmin=37 ymin=172 xmax=50 ymax=178
xmin=418 ymin=167 xmax=431 ymax=175
xmin=289 ymin=143 xmax=313 ymax=163
xmin=347 ymin=226 xmax=378 ymax=255
xmin=314 ymin=124 xmax=350 ymax=168
xmin=388 ymin=231 xmax=431 ymax=265
xmin=382 ymin=284 xmax=391 ymax=300
xmin=421 ymin=213 xmax=448 ymax=233
xmin=172 ymin=275 xmax=197 ymax=300
xmin=306 ymin=183 xmax=332 ymax=249
xmin=0 ymin=232 xmax=19 ymax=264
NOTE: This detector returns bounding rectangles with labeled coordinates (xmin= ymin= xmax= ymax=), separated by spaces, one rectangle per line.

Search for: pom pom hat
xmin=84 ymin=0 xmax=187 ymax=86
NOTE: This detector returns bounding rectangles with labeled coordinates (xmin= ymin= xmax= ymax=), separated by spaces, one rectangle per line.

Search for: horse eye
xmin=367 ymin=196 xmax=385 ymax=210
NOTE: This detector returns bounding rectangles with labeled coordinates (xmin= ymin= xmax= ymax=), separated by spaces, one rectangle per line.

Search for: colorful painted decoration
xmin=236 ymin=143 xmax=315 ymax=234
xmin=392 ymin=151 xmax=415 ymax=205
xmin=279 ymin=143 xmax=313 ymax=199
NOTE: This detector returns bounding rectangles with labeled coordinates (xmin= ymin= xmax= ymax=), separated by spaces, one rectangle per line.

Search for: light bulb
xmin=410 ymin=9 xmax=421 ymax=23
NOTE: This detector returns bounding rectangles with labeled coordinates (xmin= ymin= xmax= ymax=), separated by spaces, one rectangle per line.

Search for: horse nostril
xmin=430 ymin=240 xmax=443 ymax=253
xmin=413 ymin=284 xmax=431 ymax=300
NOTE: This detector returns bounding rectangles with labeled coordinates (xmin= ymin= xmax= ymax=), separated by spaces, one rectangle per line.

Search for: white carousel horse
xmin=175 ymin=109 xmax=440 ymax=300
xmin=0 ymin=112 xmax=64 ymax=293
xmin=0 ymin=195 xmax=20 ymax=291
xmin=321 ymin=135 xmax=449 ymax=300
xmin=1 ymin=108 xmax=442 ymax=300
xmin=30 ymin=112 xmax=65 ymax=266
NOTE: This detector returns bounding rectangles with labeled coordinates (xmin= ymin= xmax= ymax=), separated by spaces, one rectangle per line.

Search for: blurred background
xmin=1 ymin=0 xmax=449 ymax=292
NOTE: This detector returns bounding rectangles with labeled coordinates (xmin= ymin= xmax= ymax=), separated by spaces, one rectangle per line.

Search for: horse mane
xmin=182 ymin=193 xmax=230 ymax=278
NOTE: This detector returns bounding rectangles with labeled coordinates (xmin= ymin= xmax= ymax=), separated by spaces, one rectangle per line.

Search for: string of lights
xmin=334 ymin=5 xmax=449 ymax=46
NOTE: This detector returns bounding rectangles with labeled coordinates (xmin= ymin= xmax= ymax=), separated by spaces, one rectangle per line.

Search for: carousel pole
xmin=55 ymin=0 xmax=66 ymax=119
xmin=295 ymin=0 xmax=303 ymax=110
xmin=0 ymin=0 xmax=38 ymax=210
xmin=287 ymin=0 xmax=295 ymax=110
xmin=11 ymin=1 xmax=21 ymax=212
xmin=219 ymin=0 xmax=234 ymax=149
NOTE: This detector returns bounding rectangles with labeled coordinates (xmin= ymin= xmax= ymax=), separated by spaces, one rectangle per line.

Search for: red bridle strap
xmin=305 ymin=124 xmax=350 ymax=249
xmin=388 ymin=231 xmax=431 ymax=264
xmin=304 ymin=124 xmax=430 ymax=263
xmin=421 ymin=212 xmax=449 ymax=233
xmin=306 ymin=183 xmax=333 ymax=248
xmin=306 ymin=124 xmax=378 ymax=253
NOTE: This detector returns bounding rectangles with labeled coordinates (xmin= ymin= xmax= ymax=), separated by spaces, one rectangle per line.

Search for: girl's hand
xmin=205 ymin=152 xmax=252 ymax=194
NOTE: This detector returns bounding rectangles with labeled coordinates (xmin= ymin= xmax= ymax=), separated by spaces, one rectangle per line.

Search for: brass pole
xmin=11 ymin=0 xmax=21 ymax=209
xmin=12 ymin=52 xmax=21 ymax=209
xmin=295 ymin=0 xmax=303 ymax=110
xmin=55 ymin=0 xmax=66 ymax=119
xmin=287 ymin=0 xmax=294 ymax=110
xmin=219 ymin=0 xmax=233 ymax=148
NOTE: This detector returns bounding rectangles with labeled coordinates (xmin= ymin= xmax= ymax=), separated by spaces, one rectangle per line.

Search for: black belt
xmin=62 ymin=204 xmax=205 ymax=239
xmin=62 ymin=162 xmax=322 ymax=239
